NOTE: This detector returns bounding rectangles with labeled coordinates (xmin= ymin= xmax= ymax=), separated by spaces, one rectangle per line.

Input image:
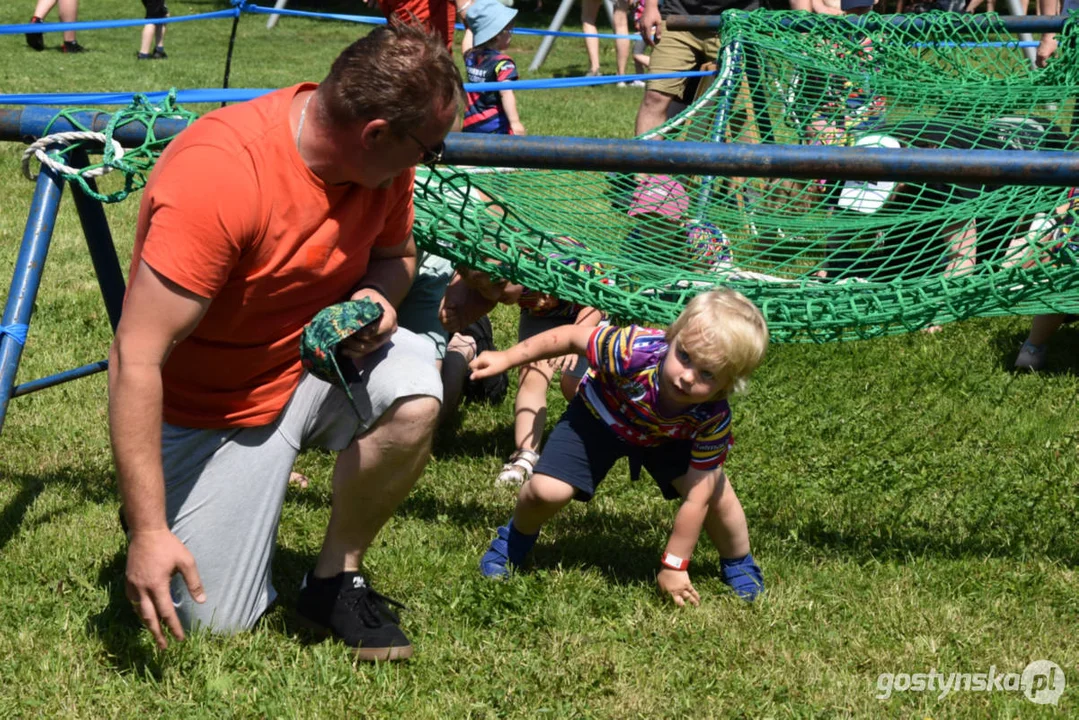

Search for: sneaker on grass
xmin=296 ymin=571 xmax=412 ymax=661
xmin=25 ymin=17 xmax=45 ymax=51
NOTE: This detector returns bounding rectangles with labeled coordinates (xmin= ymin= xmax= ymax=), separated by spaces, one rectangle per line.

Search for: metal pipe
xmin=0 ymin=106 xmax=189 ymax=145
xmin=441 ymin=134 xmax=1079 ymax=185
xmin=0 ymin=166 xmax=65 ymax=435
xmin=68 ymin=149 xmax=126 ymax=332
xmin=663 ymin=13 xmax=1071 ymax=34
xmin=11 ymin=361 xmax=108 ymax=398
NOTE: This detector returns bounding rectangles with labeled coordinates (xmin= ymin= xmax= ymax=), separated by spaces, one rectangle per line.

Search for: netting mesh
xmin=413 ymin=11 xmax=1079 ymax=341
xmin=33 ymin=91 xmax=197 ymax=203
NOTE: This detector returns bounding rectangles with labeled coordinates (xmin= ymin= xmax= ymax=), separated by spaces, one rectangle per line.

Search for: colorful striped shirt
xmin=462 ymin=48 xmax=518 ymax=135
xmin=581 ymin=325 xmax=732 ymax=471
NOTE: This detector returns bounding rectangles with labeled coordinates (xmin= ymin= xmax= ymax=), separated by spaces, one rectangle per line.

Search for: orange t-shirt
xmin=130 ymin=83 xmax=415 ymax=429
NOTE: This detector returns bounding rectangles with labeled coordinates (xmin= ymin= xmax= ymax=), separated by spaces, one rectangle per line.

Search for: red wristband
xmin=660 ymin=552 xmax=689 ymax=571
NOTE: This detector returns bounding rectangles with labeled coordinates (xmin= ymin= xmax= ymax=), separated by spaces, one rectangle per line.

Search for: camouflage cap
xmin=300 ymin=298 xmax=384 ymax=419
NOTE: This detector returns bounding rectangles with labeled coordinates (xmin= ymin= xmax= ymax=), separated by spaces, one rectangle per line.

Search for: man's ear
xmin=360 ymin=118 xmax=392 ymax=151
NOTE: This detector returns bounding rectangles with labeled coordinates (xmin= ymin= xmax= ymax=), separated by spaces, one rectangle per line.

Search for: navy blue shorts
xmin=533 ymin=396 xmax=693 ymax=502
xmin=142 ymin=0 xmax=169 ymax=19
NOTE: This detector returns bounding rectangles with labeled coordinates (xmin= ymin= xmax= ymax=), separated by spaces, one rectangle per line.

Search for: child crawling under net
xmin=468 ymin=289 xmax=769 ymax=603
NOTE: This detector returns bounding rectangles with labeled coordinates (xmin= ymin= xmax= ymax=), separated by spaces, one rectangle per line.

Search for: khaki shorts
xmin=645 ymin=26 xmax=721 ymax=99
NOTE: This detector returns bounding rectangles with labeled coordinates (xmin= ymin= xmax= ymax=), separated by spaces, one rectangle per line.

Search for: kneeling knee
xmin=383 ymin=395 xmax=440 ymax=445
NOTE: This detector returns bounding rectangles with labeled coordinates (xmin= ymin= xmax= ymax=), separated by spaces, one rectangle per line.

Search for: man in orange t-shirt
xmin=109 ymin=22 xmax=464 ymax=662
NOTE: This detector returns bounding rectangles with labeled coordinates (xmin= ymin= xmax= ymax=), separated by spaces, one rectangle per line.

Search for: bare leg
xmin=582 ymin=0 xmax=602 ymax=74
xmin=613 ymin=3 xmax=630 ymax=76
xmin=511 ymin=473 xmax=577 ymax=534
xmin=32 ymin=0 xmax=58 ymax=18
xmin=155 ymin=17 xmax=167 ymax=49
xmin=56 ymin=0 xmax=77 ymax=44
xmin=1027 ymin=313 xmax=1066 ymax=346
xmin=140 ymin=24 xmax=155 ymax=55
xmin=635 ymin=89 xmax=675 ymax=135
xmin=514 ymin=361 xmax=556 ymax=452
xmin=313 ymin=395 xmax=439 ymax=576
xmin=673 ymin=471 xmax=750 ymax=559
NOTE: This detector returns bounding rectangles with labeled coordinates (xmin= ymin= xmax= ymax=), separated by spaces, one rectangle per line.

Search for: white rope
xmin=21 ymin=131 xmax=126 ymax=182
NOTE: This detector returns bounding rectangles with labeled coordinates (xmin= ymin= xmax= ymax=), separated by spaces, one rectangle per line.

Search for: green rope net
xmin=413 ymin=11 xmax=1079 ymax=341
xmin=37 ymin=90 xmax=197 ymax=203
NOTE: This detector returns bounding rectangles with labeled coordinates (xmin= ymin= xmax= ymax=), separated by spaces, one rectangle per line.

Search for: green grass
xmin=2 ymin=2 xmax=1078 ymax=716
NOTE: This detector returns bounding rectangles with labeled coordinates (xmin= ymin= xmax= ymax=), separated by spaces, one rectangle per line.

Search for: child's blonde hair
xmin=665 ymin=289 xmax=768 ymax=395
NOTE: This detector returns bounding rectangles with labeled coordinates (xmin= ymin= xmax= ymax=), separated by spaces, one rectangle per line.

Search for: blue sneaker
xmin=720 ymin=553 xmax=765 ymax=601
xmin=479 ymin=522 xmax=537 ymax=578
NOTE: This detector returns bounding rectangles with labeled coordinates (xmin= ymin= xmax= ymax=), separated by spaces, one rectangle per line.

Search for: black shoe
xmin=62 ymin=41 xmax=86 ymax=54
xmin=296 ymin=571 xmax=413 ymax=661
xmin=461 ymin=316 xmax=508 ymax=405
xmin=136 ymin=52 xmax=153 ymax=60
xmin=25 ymin=17 xmax=44 ymax=51
xmin=152 ymin=46 xmax=168 ymax=59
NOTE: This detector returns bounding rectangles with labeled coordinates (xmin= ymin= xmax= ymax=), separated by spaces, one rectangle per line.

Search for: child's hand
xmin=470 ymin=350 xmax=511 ymax=380
xmin=657 ymin=568 xmax=700 ymax=607
xmin=511 ymin=121 xmax=527 ymax=136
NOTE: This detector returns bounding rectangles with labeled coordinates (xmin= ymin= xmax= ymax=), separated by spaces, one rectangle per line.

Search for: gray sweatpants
xmin=160 ymin=328 xmax=441 ymax=633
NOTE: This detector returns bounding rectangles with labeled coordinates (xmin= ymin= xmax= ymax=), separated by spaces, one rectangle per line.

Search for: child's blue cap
xmin=465 ymin=0 xmax=518 ymax=47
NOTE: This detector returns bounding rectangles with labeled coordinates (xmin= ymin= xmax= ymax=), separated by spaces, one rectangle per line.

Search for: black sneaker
xmin=461 ymin=316 xmax=508 ymax=405
xmin=152 ymin=46 xmax=168 ymax=59
xmin=26 ymin=17 xmax=44 ymax=51
xmin=296 ymin=571 xmax=413 ymax=661
xmin=136 ymin=52 xmax=153 ymax=60
xmin=62 ymin=41 xmax=86 ymax=54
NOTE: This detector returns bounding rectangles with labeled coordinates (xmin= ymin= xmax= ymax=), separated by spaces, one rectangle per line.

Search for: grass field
xmin=1 ymin=1 xmax=1078 ymax=717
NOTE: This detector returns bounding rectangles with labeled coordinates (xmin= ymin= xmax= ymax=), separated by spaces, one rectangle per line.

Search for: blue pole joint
xmin=0 ymin=325 xmax=28 ymax=346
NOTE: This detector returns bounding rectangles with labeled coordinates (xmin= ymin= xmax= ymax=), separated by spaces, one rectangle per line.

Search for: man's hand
xmin=657 ymin=568 xmax=700 ymax=607
xmin=125 ymin=528 xmax=205 ymax=650
xmin=342 ymin=288 xmax=398 ymax=360
xmin=470 ymin=350 xmax=512 ymax=380
xmin=639 ymin=3 xmax=662 ymax=47
xmin=1036 ymin=35 xmax=1058 ymax=68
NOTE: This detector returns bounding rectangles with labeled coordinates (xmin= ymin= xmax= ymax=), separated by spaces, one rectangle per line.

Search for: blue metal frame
xmin=0 ymin=165 xmax=66 ymax=435
xmin=0 ymin=148 xmax=131 ymax=435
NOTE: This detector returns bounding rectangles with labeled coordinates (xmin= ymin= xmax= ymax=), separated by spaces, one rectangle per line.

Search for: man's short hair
xmin=320 ymin=20 xmax=465 ymax=135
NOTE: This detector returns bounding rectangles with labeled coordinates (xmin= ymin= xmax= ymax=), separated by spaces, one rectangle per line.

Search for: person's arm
xmin=943 ymin=221 xmax=977 ymax=276
xmin=109 ymin=261 xmax=212 ymax=649
xmin=639 ymin=0 xmax=661 ymax=47
xmin=811 ymin=0 xmax=845 ymax=14
xmin=470 ymin=323 xmax=595 ymax=379
xmin=500 ymin=89 xmax=526 ymax=137
xmin=789 ymin=0 xmax=812 ymax=9
xmin=656 ymin=466 xmax=720 ymax=607
xmin=1037 ymin=0 xmax=1061 ymax=67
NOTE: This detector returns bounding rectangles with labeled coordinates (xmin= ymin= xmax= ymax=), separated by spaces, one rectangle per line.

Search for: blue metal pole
xmin=440 ymin=134 xmax=1079 ymax=186
xmin=68 ymin=149 xmax=126 ymax=331
xmin=0 ymin=165 xmax=65 ymax=435
xmin=0 ymin=106 xmax=189 ymax=144
xmin=664 ymin=13 xmax=1071 ymax=34
xmin=11 ymin=361 xmax=109 ymax=398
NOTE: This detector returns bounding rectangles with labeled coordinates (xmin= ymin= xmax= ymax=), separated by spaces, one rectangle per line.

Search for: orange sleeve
xmin=374 ymin=169 xmax=416 ymax=249
xmin=140 ymin=143 xmax=262 ymax=299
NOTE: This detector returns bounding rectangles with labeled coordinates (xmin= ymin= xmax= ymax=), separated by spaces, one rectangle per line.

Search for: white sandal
xmin=496 ymin=449 xmax=540 ymax=487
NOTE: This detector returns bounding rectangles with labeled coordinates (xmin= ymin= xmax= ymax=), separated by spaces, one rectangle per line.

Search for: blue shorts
xmin=533 ymin=396 xmax=693 ymax=502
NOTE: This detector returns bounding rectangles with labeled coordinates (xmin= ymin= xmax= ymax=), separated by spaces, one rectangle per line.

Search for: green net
xmin=413 ymin=11 xmax=1079 ymax=341
xmin=34 ymin=90 xmax=197 ymax=203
